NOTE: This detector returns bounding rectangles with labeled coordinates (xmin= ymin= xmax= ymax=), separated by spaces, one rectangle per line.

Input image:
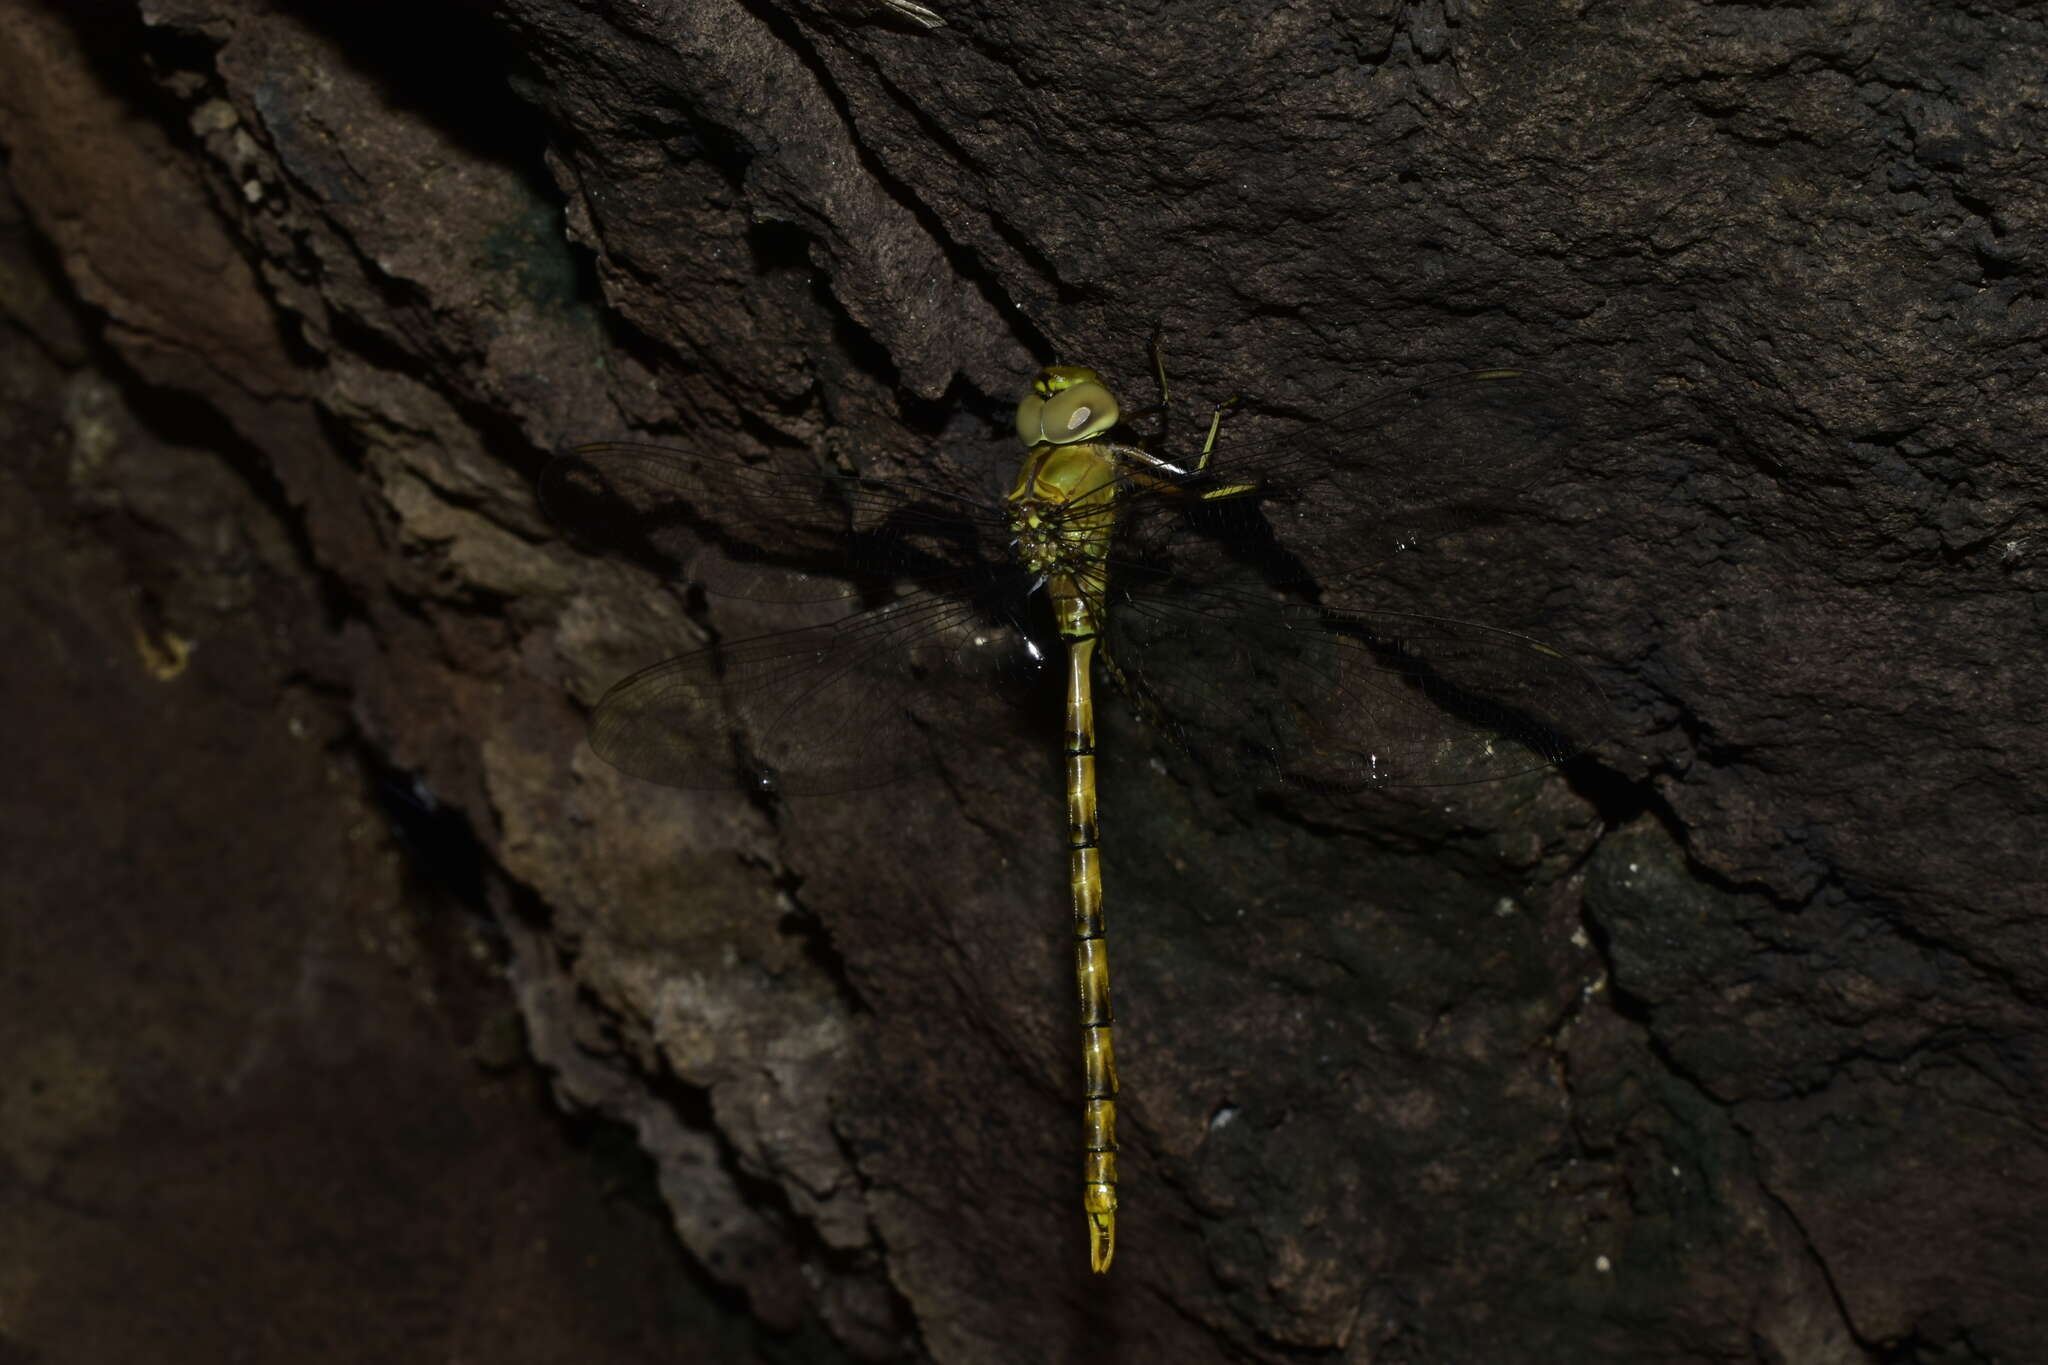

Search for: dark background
xmin=2 ymin=0 xmax=2042 ymax=1361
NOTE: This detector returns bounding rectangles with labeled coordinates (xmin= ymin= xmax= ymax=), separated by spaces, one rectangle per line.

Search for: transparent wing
xmin=539 ymin=442 xmax=1008 ymax=603
xmin=1103 ymin=577 xmax=1608 ymax=791
xmin=1114 ymin=370 xmax=1576 ymax=588
xmin=548 ymin=370 xmax=1601 ymax=797
xmin=590 ymin=590 xmax=1048 ymax=795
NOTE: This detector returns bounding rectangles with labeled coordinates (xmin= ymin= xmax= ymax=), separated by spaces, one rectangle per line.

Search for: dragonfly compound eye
xmin=1015 ymin=391 xmax=1049 ymax=447
xmin=1040 ymin=380 xmax=1119 ymax=444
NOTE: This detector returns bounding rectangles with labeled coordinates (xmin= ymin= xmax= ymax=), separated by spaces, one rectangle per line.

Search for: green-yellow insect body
xmin=1005 ymin=364 xmax=1131 ymax=1274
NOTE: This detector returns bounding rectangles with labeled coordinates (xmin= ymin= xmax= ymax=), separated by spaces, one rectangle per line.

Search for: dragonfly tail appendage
xmin=1067 ymin=635 xmax=1120 ymax=1274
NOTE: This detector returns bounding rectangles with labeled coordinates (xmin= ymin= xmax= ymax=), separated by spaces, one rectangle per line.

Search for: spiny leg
xmin=1145 ymin=321 xmax=1175 ymax=452
xmin=1106 ymin=321 xmax=1172 ymax=445
xmin=1140 ymin=328 xmax=1244 ymax=486
xmin=1096 ymin=639 xmax=1178 ymax=746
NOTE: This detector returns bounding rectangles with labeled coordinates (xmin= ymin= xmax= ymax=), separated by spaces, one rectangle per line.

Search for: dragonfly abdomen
xmin=1064 ymin=631 xmax=1120 ymax=1273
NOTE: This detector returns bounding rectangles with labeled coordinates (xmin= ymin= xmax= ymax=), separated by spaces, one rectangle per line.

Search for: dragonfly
xmin=539 ymin=355 xmax=1608 ymax=1274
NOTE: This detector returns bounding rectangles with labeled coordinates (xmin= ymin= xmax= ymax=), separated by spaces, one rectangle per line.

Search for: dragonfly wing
xmin=540 ymin=443 xmax=1007 ymax=603
xmin=590 ymin=591 xmax=1047 ymax=795
xmin=1104 ymin=581 xmax=1608 ymax=790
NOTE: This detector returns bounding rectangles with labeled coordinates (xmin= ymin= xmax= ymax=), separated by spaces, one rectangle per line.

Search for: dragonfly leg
xmin=1142 ymin=328 xmax=1246 ymax=486
xmin=1192 ymin=394 xmax=1242 ymax=477
xmin=1149 ymin=321 xmax=1174 ymax=429
xmin=1096 ymin=640 xmax=1177 ymax=746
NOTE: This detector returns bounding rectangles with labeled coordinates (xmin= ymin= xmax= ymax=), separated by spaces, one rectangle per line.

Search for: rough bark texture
xmin=3 ymin=0 xmax=2043 ymax=1361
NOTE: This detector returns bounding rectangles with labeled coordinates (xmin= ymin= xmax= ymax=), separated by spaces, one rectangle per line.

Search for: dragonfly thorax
xmin=1006 ymin=440 xmax=1121 ymax=582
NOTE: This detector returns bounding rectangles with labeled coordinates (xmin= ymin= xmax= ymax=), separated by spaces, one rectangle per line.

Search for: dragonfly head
xmin=1016 ymin=366 xmax=1120 ymax=447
